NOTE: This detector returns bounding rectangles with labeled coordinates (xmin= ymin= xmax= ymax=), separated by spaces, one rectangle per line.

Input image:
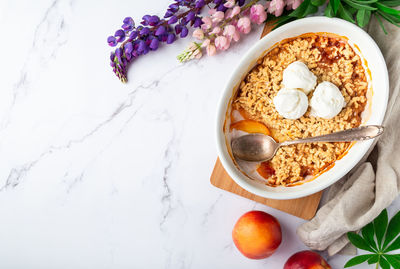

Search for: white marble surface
xmin=1 ymin=0 xmax=399 ymax=268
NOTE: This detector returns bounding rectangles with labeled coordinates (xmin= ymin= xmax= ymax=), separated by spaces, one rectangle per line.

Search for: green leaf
xmin=384 ymin=254 xmax=400 ymax=268
xmin=368 ymin=254 xmax=380 ymax=264
xmin=338 ymin=3 xmax=356 ymax=23
xmin=342 ymin=0 xmax=377 ymax=10
xmin=375 ymin=2 xmax=400 ymax=16
xmin=361 ymin=221 xmax=378 ymax=251
xmin=311 ymin=0 xmax=327 ymax=5
xmin=379 ymin=256 xmax=391 ymax=269
xmin=344 ymin=254 xmax=375 ymax=267
xmin=325 ymin=1 xmax=335 ymax=17
xmin=377 ymin=10 xmax=400 ymax=27
xmin=289 ymin=0 xmax=311 ymax=18
xmin=383 ymin=210 xmax=400 ymax=249
xmin=348 ymin=6 xmax=358 ymax=15
xmin=357 ymin=9 xmax=372 ymax=27
xmin=376 ymin=13 xmax=388 ymax=34
xmin=384 ymin=235 xmax=400 ymax=252
xmin=304 ymin=3 xmax=319 ymax=16
xmin=347 ymin=232 xmax=375 ymax=252
xmin=374 ymin=209 xmax=388 ymax=249
xmin=332 ymin=0 xmax=341 ymax=14
xmin=352 ymin=0 xmax=378 ymax=3
xmin=380 ymin=0 xmax=400 ymax=7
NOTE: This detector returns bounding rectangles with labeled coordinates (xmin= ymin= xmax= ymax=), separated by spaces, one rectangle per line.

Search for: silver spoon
xmin=231 ymin=125 xmax=384 ymax=162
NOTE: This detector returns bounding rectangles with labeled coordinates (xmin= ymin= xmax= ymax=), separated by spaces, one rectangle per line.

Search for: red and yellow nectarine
xmin=232 ymin=210 xmax=282 ymax=259
xmin=283 ymin=250 xmax=331 ymax=269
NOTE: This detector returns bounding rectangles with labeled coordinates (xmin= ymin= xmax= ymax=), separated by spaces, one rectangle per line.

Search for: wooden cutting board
xmin=209 ymin=21 xmax=323 ymax=220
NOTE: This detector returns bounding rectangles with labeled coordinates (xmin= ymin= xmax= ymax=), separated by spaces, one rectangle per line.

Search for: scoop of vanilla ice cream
xmin=310 ymin=81 xmax=346 ymax=119
xmin=282 ymin=61 xmax=317 ymax=95
xmin=273 ymin=88 xmax=308 ymax=120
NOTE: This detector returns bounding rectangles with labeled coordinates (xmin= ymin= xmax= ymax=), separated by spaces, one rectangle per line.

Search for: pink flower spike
xmin=192 ymin=29 xmax=204 ymax=40
xmin=208 ymin=8 xmax=217 ymax=15
xmin=206 ymin=44 xmax=217 ymax=56
xmin=286 ymin=0 xmax=303 ymax=9
xmin=250 ymin=4 xmax=267 ymax=25
xmin=268 ymin=0 xmax=285 ymax=17
xmin=212 ymin=11 xmax=225 ymax=23
xmin=223 ymin=24 xmax=237 ymax=41
xmin=237 ymin=17 xmax=251 ymax=34
xmin=211 ymin=26 xmax=221 ymax=34
xmin=230 ymin=6 xmax=241 ymax=18
xmin=202 ymin=39 xmax=211 ymax=48
xmin=201 ymin=17 xmax=212 ymax=30
xmin=215 ymin=36 xmax=230 ymax=51
xmin=224 ymin=0 xmax=235 ymax=8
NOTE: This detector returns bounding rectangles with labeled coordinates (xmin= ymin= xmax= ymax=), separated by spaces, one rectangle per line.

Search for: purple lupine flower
xmin=149 ymin=38 xmax=159 ymax=50
xmin=129 ymin=31 xmax=138 ymax=40
xmin=169 ymin=3 xmax=179 ymax=12
xmin=125 ymin=42 xmax=133 ymax=54
xmin=180 ymin=26 xmax=189 ymax=38
xmin=167 ymin=33 xmax=176 ymax=44
xmin=108 ymin=36 xmax=117 ymax=47
xmin=180 ymin=17 xmax=188 ymax=25
xmin=115 ymin=30 xmax=126 ymax=42
xmin=137 ymin=40 xmax=148 ymax=54
xmin=140 ymin=27 xmax=150 ymax=35
xmin=122 ymin=17 xmax=135 ymax=31
xmin=195 ymin=0 xmax=205 ymax=8
xmin=238 ymin=0 xmax=245 ymax=6
xmin=175 ymin=24 xmax=183 ymax=34
xmin=155 ymin=25 xmax=166 ymax=36
xmin=213 ymin=0 xmax=222 ymax=4
xmin=168 ymin=16 xmax=178 ymax=24
xmin=115 ymin=48 xmax=123 ymax=63
xmin=164 ymin=10 xmax=174 ymax=18
xmin=193 ymin=17 xmax=202 ymax=28
xmin=216 ymin=4 xmax=228 ymax=12
xmin=141 ymin=15 xmax=151 ymax=25
xmin=148 ymin=15 xmax=160 ymax=26
xmin=186 ymin=11 xmax=195 ymax=22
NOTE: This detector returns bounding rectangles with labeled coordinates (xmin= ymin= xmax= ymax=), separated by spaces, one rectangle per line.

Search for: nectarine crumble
xmin=229 ymin=33 xmax=369 ymax=186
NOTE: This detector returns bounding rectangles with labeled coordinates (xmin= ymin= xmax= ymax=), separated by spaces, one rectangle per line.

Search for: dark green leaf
xmin=352 ymin=0 xmax=378 ymax=3
xmin=311 ymin=0 xmax=327 ymax=6
xmin=378 ymin=9 xmax=400 ymax=23
xmin=342 ymin=0 xmax=377 ymax=10
xmin=384 ymin=255 xmax=400 ymax=268
xmin=384 ymin=235 xmax=400 ymax=252
xmin=383 ymin=210 xmax=400 ymax=249
xmin=338 ymin=3 xmax=356 ymax=23
xmin=374 ymin=209 xmax=388 ymax=249
xmin=348 ymin=6 xmax=358 ymax=15
xmin=332 ymin=0 xmax=341 ymax=14
xmin=361 ymin=221 xmax=378 ymax=251
xmin=289 ymin=0 xmax=311 ymax=18
xmin=379 ymin=256 xmax=391 ymax=269
xmin=325 ymin=1 xmax=335 ymax=17
xmin=347 ymin=232 xmax=375 ymax=252
xmin=380 ymin=0 xmax=400 ymax=7
xmin=376 ymin=13 xmax=388 ymax=34
xmin=344 ymin=254 xmax=375 ymax=267
xmin=367 ymin=254 xmax=380 ymax=264
xmin=377 ymin=10 xmax=400 ymax=26
xmin=376 ymin=2 xmax=400 ymax=15
xmin=304 ymin=4 xmax=319 ymax=16
xmin=357 ymin=9 xmax=372 ymax=27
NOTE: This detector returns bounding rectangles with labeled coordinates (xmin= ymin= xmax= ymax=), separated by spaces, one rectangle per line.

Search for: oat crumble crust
xmin=232 ymin=34 xmax=368 ymax=186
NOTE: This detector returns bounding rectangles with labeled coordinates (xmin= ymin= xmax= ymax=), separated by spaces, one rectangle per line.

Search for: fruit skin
xmin=232 ymin=210 xmax=282 ymax=259
xmin=283 ymin=250 xmax=331 ymax=269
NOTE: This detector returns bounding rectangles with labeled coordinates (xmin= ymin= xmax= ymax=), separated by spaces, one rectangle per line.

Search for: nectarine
xmin=284 ymin=250 xmax=331 ymax=269
xmin=230 ymin=120 xmax=271 ymax=136
xmin=232 ymin=211 xmax=282 ymax=259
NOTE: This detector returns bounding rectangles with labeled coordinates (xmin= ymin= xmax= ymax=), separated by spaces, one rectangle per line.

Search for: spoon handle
xmin=280 ymin=125 xmax=384 ymax=147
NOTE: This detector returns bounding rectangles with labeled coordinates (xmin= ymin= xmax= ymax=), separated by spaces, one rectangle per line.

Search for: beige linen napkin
xmin=297 ymin=18 xmax=400 ymax=256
